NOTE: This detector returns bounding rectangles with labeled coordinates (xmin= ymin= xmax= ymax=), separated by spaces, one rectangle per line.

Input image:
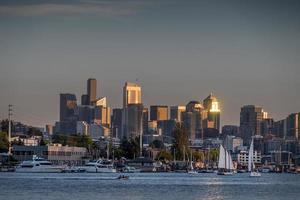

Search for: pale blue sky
xmin=0 ymin=0 xmax=300 ymax=127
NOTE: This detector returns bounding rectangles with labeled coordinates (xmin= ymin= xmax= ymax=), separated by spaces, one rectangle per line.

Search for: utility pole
xmin=8 ymin=104 xmax=12 ymax=155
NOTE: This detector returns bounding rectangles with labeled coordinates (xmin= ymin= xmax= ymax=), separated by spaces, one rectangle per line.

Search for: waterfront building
xmin=150 ymin=105 xmax=168 ymax=121
xmin=202 ymin=93 xmax=221 ymax=132
xmin=182 ymin=101 xmax=203 ymax=141
xmin=87 ymin=78 xmax=97 ymax=105
xmin=170 ymin=105 xmax=186 ymax=122
xmin=11 ymin=136 xmax=41 ymax=146
xmin=12 ymin=144 xmax=87 ymax=165
xmin=240 ymin=105 xmax=267 ymax=144
xmin=237 ymin=150 xmax=261 ymax=167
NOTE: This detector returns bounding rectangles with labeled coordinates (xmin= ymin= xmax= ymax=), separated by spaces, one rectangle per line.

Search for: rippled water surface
xmin=0 ymin=173 xmax=299 ymax=200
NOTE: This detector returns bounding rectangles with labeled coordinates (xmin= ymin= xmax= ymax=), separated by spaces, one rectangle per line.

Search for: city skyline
xmin=1 ymin=0 xmax=300 ymax=127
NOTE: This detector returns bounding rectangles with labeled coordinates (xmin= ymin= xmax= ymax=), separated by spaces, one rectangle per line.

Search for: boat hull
xmin=250 ymin=171 xmax=261 ymax=177
xmin=15 ymin=166 xmax=64 ymax=173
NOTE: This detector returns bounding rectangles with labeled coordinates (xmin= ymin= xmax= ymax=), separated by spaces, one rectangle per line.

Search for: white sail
xmin=248 ymin=139 xmax=253 ymax=172
xmin=218 ymin=145 xmax=226 ymax=169
xmin=228 ymin=152 xmax=235 ymax=170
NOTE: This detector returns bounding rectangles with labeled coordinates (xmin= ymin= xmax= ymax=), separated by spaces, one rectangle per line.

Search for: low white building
xmin=238 ymin=150 xmax=261 ymax=167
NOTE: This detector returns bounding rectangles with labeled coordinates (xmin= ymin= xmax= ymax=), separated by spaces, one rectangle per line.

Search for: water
xmin=0 ymin=173 xmax=299 ymax=200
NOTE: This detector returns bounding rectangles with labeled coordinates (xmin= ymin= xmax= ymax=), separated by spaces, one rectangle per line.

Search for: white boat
xmin=187 ymin=154 xmax=198 ymax=174
xmin=248 ymin=139 xmax=261 ymax=177
xmin=123 ymin=166 xmax=141 ymax=173
xmin=217 ymin=145 xmax=234 ymax=175
xmin=82 ymin=159 xmax=117 ymax=173
xmin=16 ymin=155 xmax=65 ymax=173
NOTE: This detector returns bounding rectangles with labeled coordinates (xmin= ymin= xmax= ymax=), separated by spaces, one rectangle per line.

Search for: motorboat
xmin=15 ymin=155 xmax=65 ymax=173
xmin=82 ymin=159 xmax=117 ymax=173
xmin=123 ymin=166 xmax=141 ymax=173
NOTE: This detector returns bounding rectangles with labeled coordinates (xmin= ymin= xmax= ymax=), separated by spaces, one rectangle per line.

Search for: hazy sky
xmin=0 ymin=0 xmax=299 ymax=127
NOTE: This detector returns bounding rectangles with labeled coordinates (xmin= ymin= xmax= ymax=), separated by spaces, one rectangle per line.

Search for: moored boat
xmin=15 ymin=155 xmax=65 ymax=173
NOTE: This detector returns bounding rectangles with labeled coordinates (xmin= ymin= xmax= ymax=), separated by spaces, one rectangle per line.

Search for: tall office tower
xmin=150 ymin=105 xmax=168 ymax=121
xmin=182 ymin=101 xmax=203 ymax=141
xmin=274 ymin=119 xmax=287 ymax=138
xmin=45 ymin=124 xmax=54 ymax=135
xmin=93 ymin=97 xmax=111 ymax=127
xmin=125 ymin=104 xmax=144 ymax=139
xmin=286 ymin=113 xmax=299 ymax=141
xmin=123 ymin=82 xmax=141 ymax=108
xmin=170 ymin=105 xmax=186 ymax=122
xmin=261 ymin=118 xmax=274 ymax=137
xmin=202 ymin=93 xmax=221 ymax=132
xmin=122 ymin=82 xmax=142 ymax=138
xmin=60 ymin=93 xmax=77 ymax=121
xmin=143 ymin=108 xmax=149 ymax=135
xmin=75 ymin=105 xmax=95 ymax=124
xmin=58 ymin=93 xmax=77 ymax=134
xmin=240 ymin=105 xmax=265 ymax=144
xmin=222 ymin=125 xmax=240 ymax=137
xmin=81 ymin=94 xmax=89 ymax=105
xmin=112 ymin=108 xmax=123 ymax=138
xmin=87 ymin=78 xmax=97 ymax=105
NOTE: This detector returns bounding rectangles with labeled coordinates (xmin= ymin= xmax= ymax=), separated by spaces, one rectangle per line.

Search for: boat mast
xmin=8 ymin=104 xmax=12 ymax=155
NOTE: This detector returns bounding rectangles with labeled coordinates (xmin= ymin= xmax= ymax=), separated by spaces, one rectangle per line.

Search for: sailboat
xmin=187 ymin=152 xmax=198 ymax=174
xmin=217 ymin=145 xmax=234 ymax=175
xmin=248 ymin=139 xmax=261 ymax=177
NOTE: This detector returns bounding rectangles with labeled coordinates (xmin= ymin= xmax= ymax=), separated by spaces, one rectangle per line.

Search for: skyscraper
xmin=112 ymin=108 xmax=123 ymax=138
xmin=240 ymin=105 xmax=266 ymax=144
xmin=202 ymin=93 xmax=221 ymax=132
xmin=182 ymin=101 xmax=203 ymax=141
xmin=58 ymin=93 xmax=77 ymax=135
xmin=286 ymin=113 xmax=299 ymax=141
xmin=123 ymin=82 xmax=141 ymax=108
xmin=170 ymin=105 xmax=186 ymax=122
xmin=122 ymin=82 xmax=142 ymax=138
xmin=87 ymin=78 xmax=97 ymax=105
xmin=60 ymin=93 xmax=77 ymax=121
xmin=125 ymin=104 xmax=144 ymax=139
xmin=150 ymin=105 xmax=168 ymax=121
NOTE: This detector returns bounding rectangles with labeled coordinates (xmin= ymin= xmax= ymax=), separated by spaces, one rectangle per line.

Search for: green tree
xmin=193 ymin=151 xmax=205 ymax=162
xmin=150 ymin=140 xmax=165 ymax=149
xmin=27 ymin=127 xmax=43 ymax=137
xmin=119 ymin=137 xmax=140 ymax=159
xmin=156 ymin=150 xmax=173 ymax=161
xmin=171 ymin=123 xmax=189 ymax=161
xmin=209 ymin=149 xmax=219 ymax=162
xmin=0 ymin=132 xmax=9 ymax=153
xmin=0 ymin=120 xmax=9 ymax=133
